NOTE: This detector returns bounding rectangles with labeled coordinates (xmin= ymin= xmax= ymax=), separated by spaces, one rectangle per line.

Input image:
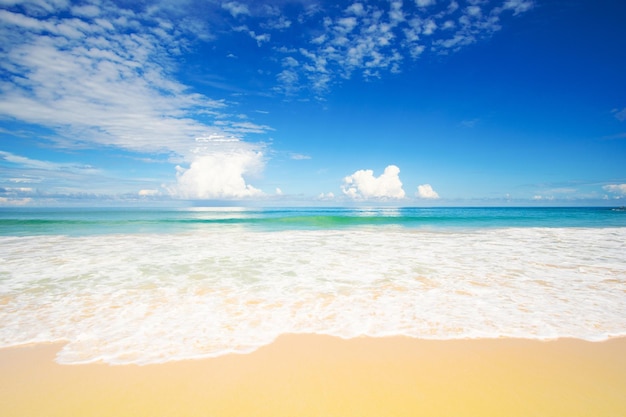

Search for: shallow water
xmin=1 ymin=207 xmax=625 ymax=364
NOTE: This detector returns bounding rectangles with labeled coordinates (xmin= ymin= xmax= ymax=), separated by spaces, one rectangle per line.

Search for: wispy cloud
xmin=0 ymin=150 xmax=99 ymax=174
xmin=0 ymin=1 xmax=276 ymax=201
xmin=0 ymin=150 xmax=154 ymax=202
xmin=289 ymin=153 xmax=311 ymax=160
xmin=0 ymin=2 xmax=277 ymax=158
xmin=0 ymin=0 xmax=537 ymax=203
xmin=612 ymin=107 xmax=626 ymax=122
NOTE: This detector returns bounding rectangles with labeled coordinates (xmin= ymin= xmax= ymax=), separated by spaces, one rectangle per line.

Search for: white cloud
xmin=262 ymin=16 xmax=291 ymax=30
xmin=317 ymin=192 xmax=335 ymax=200
xmin=277 ymin=0 xmax=533 ymax=94
xmin=169 ymin=136 xmax=265 ymax=200
xmin=342 ymin=165 xmax=406 ymax=200
xmin=603 ymin=184 xmax=626 ymax=195
xmin=416 ymin=184 xmax=440 ymax=199
xmin=138 ymin=189 xmax=160 ymax=197
xmin=389 ymin=1 xmax=404 ymax=24
xmin=222 ymin=1 xmax=250 ymax=18
xmin=346 ymin=3 xmax=366 ymax=17
xmin=0 ymin=197 xmax=32 ymax=206
xmin=532 ymin=195 xmax=554 ymax=201
xmin=415 ymin=0 xmax=436 ymax=7
xmin=0 ymin=150 xmax=97 ymax=173
xmin=0 ymin=150 xmax=157 ymax=198
xmin=0 ymin=1 xmax=278 ymax=203
xmin=502 ymin=0 xmax=534 ymax=16
xmin=71 ymin=4 xmax=100 ymax=18
xmin=0 ymin=4 xmax=249 ymax=159
xmin=465 ymin=6 xmax=482 ymax=17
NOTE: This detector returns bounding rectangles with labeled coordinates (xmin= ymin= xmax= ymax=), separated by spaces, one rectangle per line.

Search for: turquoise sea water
xmin=1 ymin=206 xmax=625 ymax=236
xmin=1 ymin=206 xmax=625 ymax=364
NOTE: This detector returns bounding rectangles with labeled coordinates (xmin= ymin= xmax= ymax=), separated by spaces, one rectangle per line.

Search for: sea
xmin=1 ymin=206 xmax=625 ymax=365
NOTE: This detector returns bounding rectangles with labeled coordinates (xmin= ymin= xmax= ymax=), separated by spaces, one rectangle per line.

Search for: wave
xmin=1 ymin=226 xmax=625 ymax=364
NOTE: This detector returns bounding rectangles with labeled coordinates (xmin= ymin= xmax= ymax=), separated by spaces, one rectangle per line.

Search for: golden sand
xmin=1 ymin=335 xmax=625 ymax=417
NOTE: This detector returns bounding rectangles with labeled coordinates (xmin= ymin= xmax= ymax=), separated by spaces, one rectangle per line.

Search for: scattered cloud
xmin=0 ymin=0 xmax=277 ymax=202
xmin=342 ymin=165 xmax=406 ymax=200
xmin=317 ymin=192 xmax=335 ymax=200
xmin=0 ymin=2 xmax=247 ymax=159
xmin=274 ymin=0 xmax=534 ymax=94
xmin=0 ymin=0 xmax=541 ymax=203
xmin=415 ymin=0 xmax=437 ymax=8
xmin=0 ymin=150 xmax=167 ymax=200
xmin=222 ymin=2 xmax=250 ymax=18
xmin=233 ymin=25 xmax=271 ymax=46
xmin=416 ymin=184 xmax=440 ymax=199
xmin=502 ymin=0 xmax=535 ymax=16
xmin=603 ymin=184 xmax=626 ymax=196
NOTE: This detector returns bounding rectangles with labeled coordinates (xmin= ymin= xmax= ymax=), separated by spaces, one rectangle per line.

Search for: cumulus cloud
xmin=603 ymin=184 xmax=626 ymax=196
xmin=0 ymin=1 xmax=275 ymax=201
xmin=169 ymin=136 xmax=265 ymax=200
xmin=342 ymin=165 xmax=406 ymax=200
xmin=416 ymin=184 xmax=440 ymax=199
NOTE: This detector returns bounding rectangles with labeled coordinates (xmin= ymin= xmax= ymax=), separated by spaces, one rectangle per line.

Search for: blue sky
xmin=1 ymin=0 xmax=625 ymax=206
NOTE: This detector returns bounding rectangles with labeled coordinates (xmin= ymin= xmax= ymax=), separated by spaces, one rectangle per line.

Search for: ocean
xmin=1 ymin=206 xmax=625 ymax=364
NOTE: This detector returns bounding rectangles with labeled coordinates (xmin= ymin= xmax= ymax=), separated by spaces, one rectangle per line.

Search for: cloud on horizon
xmin=0 ymin=0 xmax=275 ymax=201
xmin=342 ymin=165 xmax=406 ymax=200
xmin=416 ymin=184 xmax=440 ymax=199
xmin=168 ymin=136 xmax=265 ymax=199
xmin=603 ymin=184 xmax=626 ymax=196
xmin=0 ymin=1 xmax=536 ymax=203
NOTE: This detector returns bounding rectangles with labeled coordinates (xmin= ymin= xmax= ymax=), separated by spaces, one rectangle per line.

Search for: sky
xmin=0 ymin=0 xmax=625 ymax=207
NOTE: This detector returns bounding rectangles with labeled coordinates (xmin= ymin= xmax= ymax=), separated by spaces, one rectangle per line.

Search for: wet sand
xmin=1 ymin=335 xmax=625 ymax=417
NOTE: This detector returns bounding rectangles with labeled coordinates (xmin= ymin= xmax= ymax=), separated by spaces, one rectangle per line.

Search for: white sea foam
xmin=1 ymin=227 xmax=625 ymax=364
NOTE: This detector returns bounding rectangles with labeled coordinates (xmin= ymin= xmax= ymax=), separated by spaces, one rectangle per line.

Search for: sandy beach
xmin=1 ymin=335 xmax=625 ymax=417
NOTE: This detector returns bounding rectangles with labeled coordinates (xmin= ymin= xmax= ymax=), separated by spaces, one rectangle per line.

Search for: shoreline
xmin=2 ymin=335 xmax=626 ymax=416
